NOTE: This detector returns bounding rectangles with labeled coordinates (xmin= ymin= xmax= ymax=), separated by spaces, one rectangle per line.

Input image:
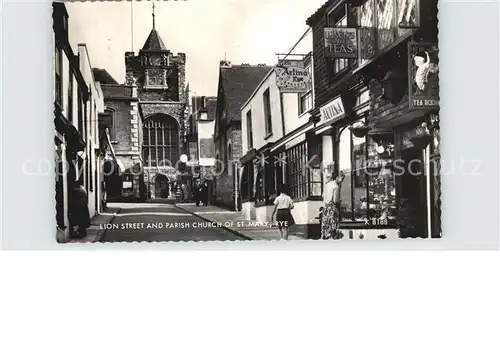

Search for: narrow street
xmin=100 ymin=202 xmax=246 ymax=243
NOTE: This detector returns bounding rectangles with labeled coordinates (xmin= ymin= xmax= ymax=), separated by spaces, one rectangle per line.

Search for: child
xmin=271 ymin=184 xmax=295 ymax=240
xmin=315 ymin=206 xmax=324 ymax=229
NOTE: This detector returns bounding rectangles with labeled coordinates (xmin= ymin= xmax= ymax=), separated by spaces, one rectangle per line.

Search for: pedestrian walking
xmin=180 ymin=183 xmax=187 ymax=203
xmin=202 ymin=180 xmax=209 ymax=206
xmin=69 ymin=184 xmax=91 ymax=239
xmin=193 ymin=179 xmax=201 ymax=206
xmin=271 ymin=184 xmax=295 ymax=240
xmin=321 ymin=170 xmax=346 ymax=240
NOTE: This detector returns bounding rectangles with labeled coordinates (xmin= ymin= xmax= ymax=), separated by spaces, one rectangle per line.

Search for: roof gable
xmin=92 ymin=68 xmax=118 ymax=85
xmin=219 ymin=65 xmax=273 ymax=122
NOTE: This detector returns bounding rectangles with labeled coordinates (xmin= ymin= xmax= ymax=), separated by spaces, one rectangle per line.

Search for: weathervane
xmin=152 ymin=0 xmax=156 ymax=29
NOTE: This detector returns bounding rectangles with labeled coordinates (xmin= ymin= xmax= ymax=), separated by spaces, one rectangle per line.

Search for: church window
xmin=143 ymin=115 xmax=179 ymax=167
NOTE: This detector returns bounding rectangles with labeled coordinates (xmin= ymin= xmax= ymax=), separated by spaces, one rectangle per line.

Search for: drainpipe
xmin=425 ymin=144 xmax=432 ymax=238
xmin=279 ymin=92 xmax=286 ymax=138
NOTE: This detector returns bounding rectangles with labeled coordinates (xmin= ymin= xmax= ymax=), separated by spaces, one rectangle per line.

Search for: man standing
xmin=193 ymin=179 xmax=201 ymax=206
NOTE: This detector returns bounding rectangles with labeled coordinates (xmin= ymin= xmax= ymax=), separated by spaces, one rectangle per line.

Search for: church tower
xmin=123 ymin=1 xmax=188 ymax=200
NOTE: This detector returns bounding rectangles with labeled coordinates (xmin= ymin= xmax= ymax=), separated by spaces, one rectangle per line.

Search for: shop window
xmin=358 ymin=0 xmax=419 ymax=64
xmin=308 ymin=138 xmax=323 ymax=197
xmin=54 ymin=47 xmax=63 ymax=106
xmin=327 ymin=5 xmax=349 ymax=74
xmin=246 ymin=110 xmax=253 ymax=149
xmin=286 ymin=142 xmax=308 ymax=200
xmin=241 ymin=165 xmax=254 ymax=202
xmin=367 ymin=136 xmax=397 ymax=220
xmin=336 ymin=120 xmax=396 ymax=222
xmin=263 ymin=88 xmax=272 ymax=137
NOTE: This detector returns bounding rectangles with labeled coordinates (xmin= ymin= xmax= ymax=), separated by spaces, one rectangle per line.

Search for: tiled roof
xmin=141 ymin=28 xmax=167 ymax=51
xmin=306 ymin=0 xmax=339 ymax=25
xmin=220 ymin=65 xmax=272 ymax=121
xmin=92 ymin=68 xmax=118 ymax=84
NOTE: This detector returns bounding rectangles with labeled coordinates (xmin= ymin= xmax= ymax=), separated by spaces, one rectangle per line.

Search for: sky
xmin=66 ymin=0 xmax=327 ymax=97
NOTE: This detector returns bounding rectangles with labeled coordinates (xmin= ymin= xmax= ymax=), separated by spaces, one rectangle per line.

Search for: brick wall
xmin=104 ymin=100 xmax=133 ymax=152
xmin=213 ymin=124 xmax=243 ymax=210
xmin=310 ymin=2 xmax=357 ymax=109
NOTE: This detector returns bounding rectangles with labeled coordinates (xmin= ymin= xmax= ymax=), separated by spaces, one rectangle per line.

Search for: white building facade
xmin=240 ymin=44 xmax=324 ymax=237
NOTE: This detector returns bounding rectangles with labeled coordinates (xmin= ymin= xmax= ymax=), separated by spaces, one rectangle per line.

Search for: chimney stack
xmin=220 ymin=60 xmax=232 ymax=68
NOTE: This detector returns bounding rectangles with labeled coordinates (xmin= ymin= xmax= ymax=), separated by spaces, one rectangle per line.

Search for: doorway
xmin=155 ymin=174 xmax=169 ymax=198
xmin=400 ymin=147 xmax=427 ymax=238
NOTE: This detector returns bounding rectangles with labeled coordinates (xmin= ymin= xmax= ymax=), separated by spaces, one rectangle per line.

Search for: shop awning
xmin=240 ymin=149 xmax=257 ymax=165
xmin=270 ymin=123 xmax=314 ymax=153
xmin=315 ymin=125 xmax=333 ymax=135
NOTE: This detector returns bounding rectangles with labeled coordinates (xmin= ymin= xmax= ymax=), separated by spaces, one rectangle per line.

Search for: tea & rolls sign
xmin=324 ymin=27 xmax=358 ymax=59
xmin=275 ymin=59 xmax=311 ymax=93
xmin=408 ymin=42 xmax=440 ymax=109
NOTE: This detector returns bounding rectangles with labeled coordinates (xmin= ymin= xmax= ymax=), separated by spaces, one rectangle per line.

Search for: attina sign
xmin=324 ymin=27 xmax=358 ymax=59
xmin=318 ymin=96 xmax=345 ymax=127
xmin=275 ymin=59 xmax=312 ymax=93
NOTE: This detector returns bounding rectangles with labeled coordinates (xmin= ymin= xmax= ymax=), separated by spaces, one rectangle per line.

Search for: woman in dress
xmin=271 ymin=184 xmax=295 ymax=240
xmin=321 ymin=170 xmax=346 ymax=240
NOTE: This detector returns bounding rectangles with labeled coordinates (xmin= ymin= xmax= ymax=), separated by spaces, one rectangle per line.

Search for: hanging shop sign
xmin=275 ymin=59 xmax=312 ymax=93
xmin=317 ymin=95 xmax=345 ymax=128
xmin=408 ymin=42 xmax=440 ymax=110
xmin=324 ymin=27 xmax=358 ymax=59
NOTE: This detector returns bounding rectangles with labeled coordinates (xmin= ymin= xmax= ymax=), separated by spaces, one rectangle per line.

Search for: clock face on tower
xmin=151 ymin=55 xmax=162 ymax=66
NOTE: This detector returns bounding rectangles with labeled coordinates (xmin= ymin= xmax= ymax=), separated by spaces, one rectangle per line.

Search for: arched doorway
xmin=154 ymin=173 xmax=170 ymax=198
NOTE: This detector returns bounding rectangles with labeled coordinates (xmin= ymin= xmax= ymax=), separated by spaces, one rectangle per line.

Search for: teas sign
xmin=324 ymin=27 xmax=358 ymax=59
xmin=408 ymin=42 xmax=440 ymax=110
xmin=275 ymin=60 xmax=311 ymax=93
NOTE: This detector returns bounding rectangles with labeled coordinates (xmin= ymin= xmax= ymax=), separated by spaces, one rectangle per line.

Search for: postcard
xmin=52 ymin=0 xmax=440 ymax=243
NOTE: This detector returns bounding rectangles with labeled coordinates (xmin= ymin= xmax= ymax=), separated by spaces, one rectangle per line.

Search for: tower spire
xmin=152 ymin=0 xmax=156 ymax=29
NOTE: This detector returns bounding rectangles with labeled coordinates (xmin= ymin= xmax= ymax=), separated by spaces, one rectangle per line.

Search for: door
xmin=155 ymin=174 xmax=169 ymax=198
xmin=400 ymin=147 xmax=427 ymax=238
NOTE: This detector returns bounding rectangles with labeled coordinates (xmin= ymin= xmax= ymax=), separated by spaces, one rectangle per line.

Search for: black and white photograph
xmin=52 ymin=0 xmax=441 ymax=243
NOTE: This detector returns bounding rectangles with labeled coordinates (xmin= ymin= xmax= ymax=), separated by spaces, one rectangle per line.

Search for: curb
xmin=94 ymin=208 xmax=122 ymax=243
xmin=174 ymin=204 xmax=253 ymax=241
